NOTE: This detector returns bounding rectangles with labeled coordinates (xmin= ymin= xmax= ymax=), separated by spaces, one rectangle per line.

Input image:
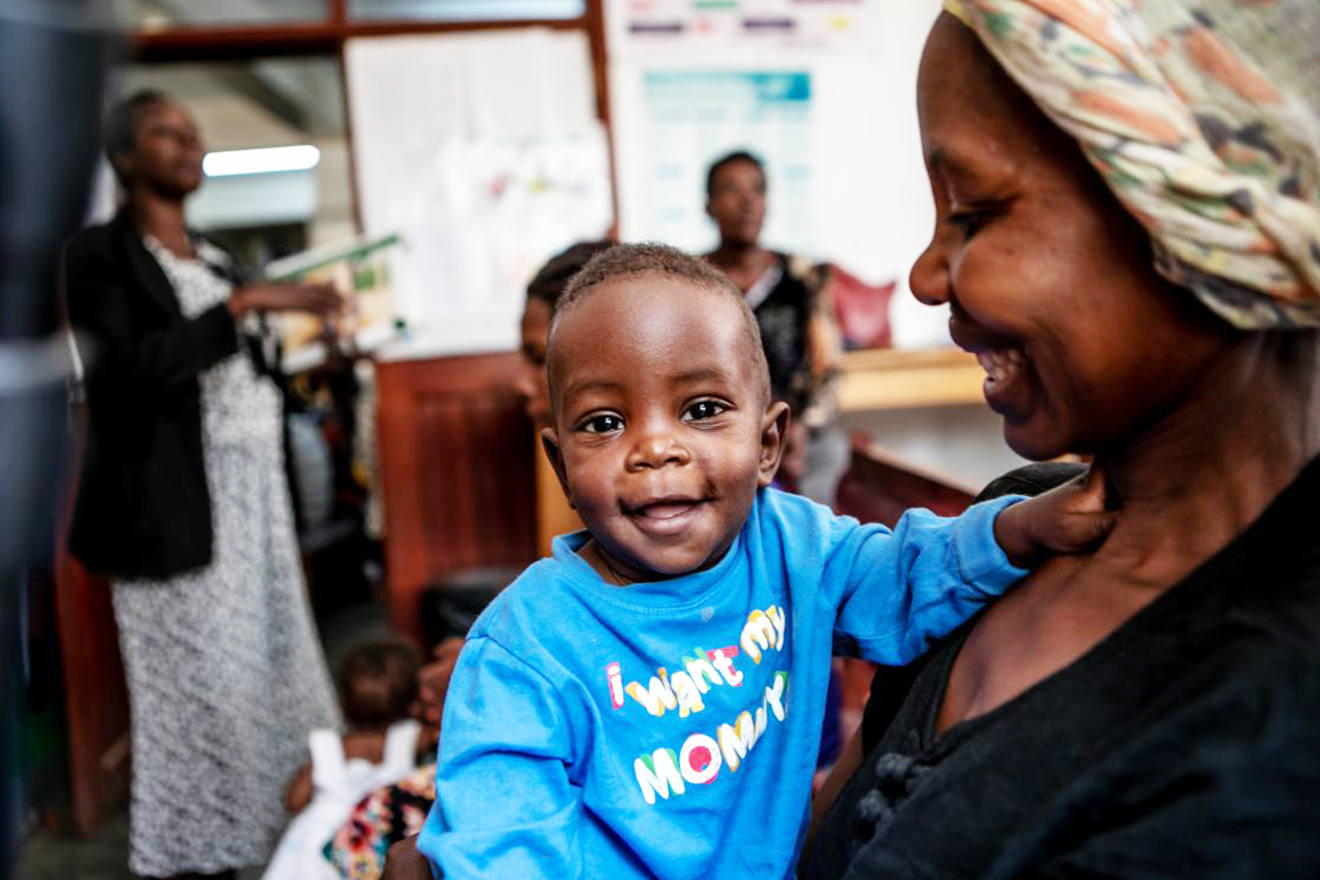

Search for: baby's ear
xmin=757 ymin=401 xmax=791 ymax=487
xmin=540 ymin=427 xmax=575 ymax=509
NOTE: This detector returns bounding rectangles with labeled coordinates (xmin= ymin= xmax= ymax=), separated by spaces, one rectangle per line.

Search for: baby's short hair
xmin=527 ymin=240 xmax=615 ymax=308
xmin=337 ymin=640 xmax=420 ymax=729
xmin=550 ymin=242 xmax=770 ymax=405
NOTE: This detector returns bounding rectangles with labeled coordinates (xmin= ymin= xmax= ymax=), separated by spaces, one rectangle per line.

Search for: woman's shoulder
xmin=64 ymin=218 xmax=122 ymax=265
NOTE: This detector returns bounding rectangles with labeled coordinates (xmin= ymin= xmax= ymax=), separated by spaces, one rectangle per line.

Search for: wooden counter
xmin=838 ymin=347 xmax=985 ymax=412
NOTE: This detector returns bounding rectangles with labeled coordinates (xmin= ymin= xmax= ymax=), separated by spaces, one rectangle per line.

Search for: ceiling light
xmin=203 ymin=145 xmax=321 ymax=177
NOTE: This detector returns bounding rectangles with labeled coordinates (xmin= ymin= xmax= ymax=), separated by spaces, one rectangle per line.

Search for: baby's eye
xmin=682 ymin=400 xmax=728 ymax=422
xmin=580 ymin=413 xmax=624 ymax=434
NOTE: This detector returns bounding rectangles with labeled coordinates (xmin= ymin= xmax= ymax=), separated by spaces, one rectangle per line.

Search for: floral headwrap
xmin=943 ymin=0 xmax=1320 ymax=329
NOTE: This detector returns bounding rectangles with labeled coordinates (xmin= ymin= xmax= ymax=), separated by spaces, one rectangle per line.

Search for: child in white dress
xmin=263 ymin=641 xmax=423 ymax=880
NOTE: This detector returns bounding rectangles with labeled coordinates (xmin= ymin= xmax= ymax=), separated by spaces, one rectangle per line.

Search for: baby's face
xmin=544 ymin=276 xmax=786 ymax=582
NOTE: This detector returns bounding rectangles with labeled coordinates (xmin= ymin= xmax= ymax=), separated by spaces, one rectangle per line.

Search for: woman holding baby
xmin=805 ymin=0 xmax=1320 ymax=875
xmin=384 ymin=0 xmax=1320 ymax=875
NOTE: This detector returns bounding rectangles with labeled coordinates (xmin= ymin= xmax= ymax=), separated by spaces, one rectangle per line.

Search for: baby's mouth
xmin=627 ymin=497 xmax=707 ymax=519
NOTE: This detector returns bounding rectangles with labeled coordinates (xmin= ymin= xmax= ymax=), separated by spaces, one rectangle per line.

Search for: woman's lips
xmin=949 ymin=314 xmax=1030 ymax=413
xmin=973 ymin=346 xmax=1030 ymax=413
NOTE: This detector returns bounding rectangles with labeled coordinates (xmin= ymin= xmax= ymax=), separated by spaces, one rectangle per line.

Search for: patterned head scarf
xmin=942 ymin=0 xmax=1320 ymax=329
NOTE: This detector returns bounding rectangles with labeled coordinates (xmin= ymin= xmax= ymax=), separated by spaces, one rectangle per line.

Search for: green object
xmin=266 ymin=233 xmax=400 ymax=282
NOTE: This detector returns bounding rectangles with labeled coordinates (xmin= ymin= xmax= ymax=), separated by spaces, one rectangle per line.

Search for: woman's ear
xmin=540 ymin=426 xmax=575 ymax=509
xmin=757 ymin=401 xmax=791 ymax=487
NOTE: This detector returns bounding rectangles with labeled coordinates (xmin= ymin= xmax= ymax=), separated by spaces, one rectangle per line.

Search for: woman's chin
xmin=1002 ymin=419 xmax=1071 ymax=463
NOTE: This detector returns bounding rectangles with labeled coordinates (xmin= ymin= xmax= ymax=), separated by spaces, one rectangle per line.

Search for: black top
xmin=806 ymin=456 xmax=1320 ymax=879
xmin=63 ymin=209 xmax=245 ymax=579
xmin=751 ymin=253 xmax=820 ymax=413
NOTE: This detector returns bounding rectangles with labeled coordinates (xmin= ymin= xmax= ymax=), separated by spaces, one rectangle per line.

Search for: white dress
xmin=262 ymin=720 xmax=422 ymax=880
xmin=112 ymin=237 xmax=342 ymax=877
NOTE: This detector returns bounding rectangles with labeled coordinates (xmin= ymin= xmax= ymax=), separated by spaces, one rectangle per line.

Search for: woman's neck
xmin=129 ymin=190 xmax=191 ymax=257
xmin=1096 ymin=329 xmax=1320 ymax=570
xmin=707 ymin=241 xmax=769 ymax=269
xmin=706 ymin=242 xmax=772 ymax=292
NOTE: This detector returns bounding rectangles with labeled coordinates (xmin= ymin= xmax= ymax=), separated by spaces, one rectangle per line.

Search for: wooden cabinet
xmin=375 ymin=352 xmax=538 ymax=646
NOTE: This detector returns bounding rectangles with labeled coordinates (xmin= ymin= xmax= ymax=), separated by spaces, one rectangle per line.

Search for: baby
xmin=266 ymin=641 xmax=423 ymax=880
xmin=417 ymin=244 xmax=1107 ymax=879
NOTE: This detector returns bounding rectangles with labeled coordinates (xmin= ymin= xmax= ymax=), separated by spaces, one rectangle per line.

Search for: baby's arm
xmin=830 ymin=496 xmax=1027 ymax=665
xmin=417 ymin=636 xmax=583 ymax=880
xmin=831 ymin=470 xmax=1110 ymax=664
xmin=284 ymin=761 xmax=314 ymax=814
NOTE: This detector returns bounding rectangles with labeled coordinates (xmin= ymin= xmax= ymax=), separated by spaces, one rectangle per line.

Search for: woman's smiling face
xmin=911 ymin=14 xmax=1232 ymax=461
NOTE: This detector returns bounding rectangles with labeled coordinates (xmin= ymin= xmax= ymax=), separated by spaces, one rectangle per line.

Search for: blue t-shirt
xmin=419 ymin=488 xmax=1024 ymax=879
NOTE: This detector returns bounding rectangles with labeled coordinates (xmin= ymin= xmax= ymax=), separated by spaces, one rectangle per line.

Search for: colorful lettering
xmin=680 ymin=733 xmax=722 ymax=785
xmin=681 ymin=649 xmax=723 ymax=693
xmin=606 ymin=662 xmax=624 ymax=710
xmin=708 ymin=647 xmax=743 ymax=686
xmin=625 ymin=668 xmax=677 ymax=717
xmin=717 ymin=710 xmax=757 ymax=772
xmin=670 ymin=670 xmax=706 ymax=717
xmin=634 ymin=748 xmax=684 ymax=805
xmin=765 ymin=671 xmax=788 ymax=722
xmin=633 ymin=671 xmax=792 ymax=806
xmin=741 ymin=605 xmax=787 ymax=665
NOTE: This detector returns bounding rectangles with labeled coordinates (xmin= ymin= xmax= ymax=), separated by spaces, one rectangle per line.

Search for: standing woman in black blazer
xmin=64 ymin=90 xmax=343 ymax=880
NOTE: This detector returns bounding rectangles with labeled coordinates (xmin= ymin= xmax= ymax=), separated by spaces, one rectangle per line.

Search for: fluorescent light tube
xmin=203 ymin=144 xmax=321 ymax=177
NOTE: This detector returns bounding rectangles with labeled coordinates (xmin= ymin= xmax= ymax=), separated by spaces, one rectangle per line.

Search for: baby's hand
xmin=993 ymin=465 xmax=1114 ymax=568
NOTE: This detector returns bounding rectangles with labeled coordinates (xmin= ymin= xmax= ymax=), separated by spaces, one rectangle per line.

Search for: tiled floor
xmin=18 ymin=812 xmax=136 ymax=880
xmin=19 ymin=813 xmax=267 ymax=880
xmin=18 ymin=812 xmax=267 ymax=880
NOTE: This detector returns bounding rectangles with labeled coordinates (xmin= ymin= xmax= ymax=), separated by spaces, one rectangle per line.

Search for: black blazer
xmin=64 ymin=209 xmax=246 ymax=579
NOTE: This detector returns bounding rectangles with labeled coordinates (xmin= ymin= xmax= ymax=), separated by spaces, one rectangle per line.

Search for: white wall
xmin=608 ymin=0 xmax=952 ymax=347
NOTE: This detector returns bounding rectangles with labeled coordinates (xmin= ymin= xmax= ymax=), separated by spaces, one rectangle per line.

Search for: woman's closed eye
xmin=682 ymin=399 xmax=729 ymax=422
xmin=948 ymin=209 xmax=993 ymax=238
xmin=578 ymin=412 xmax=625 ymax=434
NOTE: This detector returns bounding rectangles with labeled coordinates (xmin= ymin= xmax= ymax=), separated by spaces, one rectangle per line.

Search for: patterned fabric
xmin=114 ymin=244 xmax=341 ymax=877
xmin=144 ymin=236 xmax=282 ymax=444
xmin=324 ymin=763 xmax=437 ymax=880
xmin=943 ymin=0 xmax=1320 ymax=329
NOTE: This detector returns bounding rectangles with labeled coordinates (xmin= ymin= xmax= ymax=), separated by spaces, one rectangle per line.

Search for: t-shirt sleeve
xmin=830 ymin=495 xmax=1027 ymax=665
xmin=417 ymin=635 xmax=583 ymax=880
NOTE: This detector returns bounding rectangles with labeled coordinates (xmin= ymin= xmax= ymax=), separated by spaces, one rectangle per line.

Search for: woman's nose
xmin=909 ymin=234 xmax=951 ymax=307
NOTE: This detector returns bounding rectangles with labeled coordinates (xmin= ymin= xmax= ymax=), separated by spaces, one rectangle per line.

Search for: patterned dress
xmin=324 ymin=763 xmax=436 ymax=880
xmin=112 ymin=237 xmax=341 ymax=877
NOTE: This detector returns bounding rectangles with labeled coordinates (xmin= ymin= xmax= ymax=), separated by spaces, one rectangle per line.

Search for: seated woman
xmin=703 ymin=151 xmax=848 ymax=505
xmin=805 ymin=2 xmax=1320 ymax=876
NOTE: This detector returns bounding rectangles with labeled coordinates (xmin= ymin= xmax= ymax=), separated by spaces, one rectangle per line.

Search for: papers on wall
xmin=638 ymin=70 xmax=814 ymax=256
xmin=344 ymin=28 xmax=614 ymax=359
xmin=608 ymin=0 xmax=955 ymax=348
xmin=608 ymin=0 xmax=885 ymax=60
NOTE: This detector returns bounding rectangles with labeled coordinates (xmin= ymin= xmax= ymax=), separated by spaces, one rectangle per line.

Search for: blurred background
xmin=4 ymin=2 xmax=1029 ymax=878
